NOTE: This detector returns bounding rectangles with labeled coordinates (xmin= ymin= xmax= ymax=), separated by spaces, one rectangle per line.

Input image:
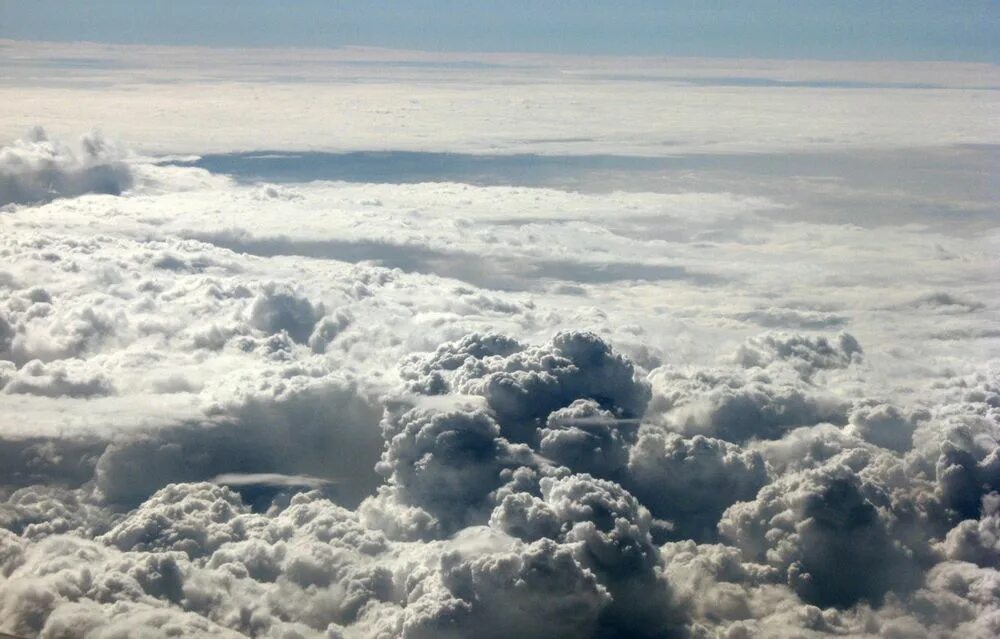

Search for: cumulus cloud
xmin=1 ymin=358 xmax=113 ymax=398
xmin=0 ymin=290 xmax=996 ymax=639
xmin=0 ymin=127 xmax=134 ymax=206
xmin=625 ymin=427 xmax=768 ymax=541
xmin=718 ymin=455 xmax=925 ymax=608
xmin=538 ymin=399 xmax=639 ymax=479
xmin=95 ymin=369 xmax=384 ymax=507
xmin=0 ymin=98 xmax=997 ymax=637
xmin=844 ymin=401 xmax=926 ymax=453
xmin=246 ymin=282 xmax=324 ymax=345
xmin=401 ymin=331 xmax=651 ymax=443
xmin=647 ymin=366 xmax=848 ymax=443
xmin=941 ymin=492 xmax=1000 ymax=567
xmin=0 ymin=236 xmax=993 ymax=637
xmin=734 ymin=331 xmax=862 ymax=379
xmin=362 ymin=404 xmax=533 ymax=538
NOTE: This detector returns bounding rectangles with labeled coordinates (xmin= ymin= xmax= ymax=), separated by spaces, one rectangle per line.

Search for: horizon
xmin=1 ymin=0 xmax=998 ymax=62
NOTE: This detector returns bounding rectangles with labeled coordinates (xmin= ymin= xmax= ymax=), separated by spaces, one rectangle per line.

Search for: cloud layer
xmin=0 ymin=118 xmax=997 ymax=639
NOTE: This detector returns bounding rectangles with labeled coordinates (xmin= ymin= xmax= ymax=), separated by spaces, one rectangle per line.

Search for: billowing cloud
xmin=941 ymin=492 xmax=1000 ymax=567
xmin=0 ymin=127 xmax=134 ymax=206
xmin=626 ymin=427 xmax=768 ymax=541
xmin=734 ymin=331 xmax=862 ymax=379
xmin=718 ymin=455 xmax=925 ymax=608
xmin=0 ymin=117 xmax=996 ymax=639
xmin=401 ymin=331 xmax=652 ymax=443
xmin=646 ymin=365 xmax=849 ymax=443
xmin=94 ymin=369 xmax=384 ymax=507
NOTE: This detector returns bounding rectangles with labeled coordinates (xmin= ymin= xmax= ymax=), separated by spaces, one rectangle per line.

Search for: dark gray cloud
xmin=365 ymin=404 xmax=533 ymax=538
xmin=941 ymin=492 xmax=1000 ymax=567
xmin=625 ymin=428 xmax=768 ymax=541
xmin=538 ymin=399 xmax=639 ymax=479
xmin=844 ymin=402 xmax=926 ymax=453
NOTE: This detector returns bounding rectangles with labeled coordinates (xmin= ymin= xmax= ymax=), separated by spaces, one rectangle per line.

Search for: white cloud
xmin=0 ymin=127 xmax=134 ymax=206
xmin=0 ymin=48 xmax=996 ymax=637
xmin=2 ymin=42 xmax=997 ymax=156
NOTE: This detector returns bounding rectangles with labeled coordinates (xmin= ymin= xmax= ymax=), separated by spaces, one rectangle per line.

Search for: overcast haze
xmin=0 ymin=3 xmax=998 ymax=639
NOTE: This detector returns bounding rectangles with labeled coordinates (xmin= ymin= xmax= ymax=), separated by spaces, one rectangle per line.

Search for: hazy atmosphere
xmin=0 ymin=3 xmax=998 ymax=638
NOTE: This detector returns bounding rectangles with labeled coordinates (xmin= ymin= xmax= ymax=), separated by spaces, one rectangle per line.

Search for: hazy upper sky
xmin=1 ymin=0 xmax=998 ymax=61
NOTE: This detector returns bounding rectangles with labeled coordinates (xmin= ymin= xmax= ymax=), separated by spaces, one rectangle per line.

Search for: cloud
xmin=941 ymin=492 xmax=1000 ymax=567
xmin=731 ymin=307 xmax=848 ymax=330
xmin=1 ymin=358 xmax=114 ymax=398
xmin=186 ymin=228 xmax=720 ymax=292
xmin=363 ymin=404 xmax=533 ymax=538
xmin=718 ymin=455 xmax=925 ymax=608
xmin=94 ymin=370 xmax=384 ymax=507
xmin=538 ymin=399 xmax=639 ymax=479
xmin=0 ymin=109 xmax=997 ymax=638
xmin=895 ymin=292 xmax=986 ymax=314
xmin=625 ymin=427 xmax=768 ymax=541
xmin=0 ymin=127 xmax=134 ymax=206
xmin=647 ymin=366 xmax=849 ymax=443
xmin=246 ymin=282 xmax=323 ymax=345
xmin=844 ymin=402 xmax=926 ymax=453
xmin=401 ymin=331 xmax=652 ymax=443
xmin=4 ymin=42 xmax=998 ymax=156
xmin=734 ymin=331 xmax=862 ymax=379
xmin=101 ymin=482 xmax=249 ymax=557
xmin=412 ymin=536 xmax=612 ymax=639
xmin=0 ymin=319 xmax=996 ymax=637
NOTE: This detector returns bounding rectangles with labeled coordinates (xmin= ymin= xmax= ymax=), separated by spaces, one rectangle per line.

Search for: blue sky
xmin=0 ymin=0 xmax=997 ymax=61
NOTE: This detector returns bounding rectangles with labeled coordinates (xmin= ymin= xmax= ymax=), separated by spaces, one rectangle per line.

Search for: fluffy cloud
xmin=538 ymin=399 xmax=639 ymax=479
xmin=647 ymin=366 xmax=848 ymax=443
xmin=95 ymin=369 xmax=384 ymax=507
xmin=1 ymin=358 xmax=113 ymax=398
xmin=718 ymin=455 xmax=925 ymax=608
xmin=941 ymin=492 xmax=1000 ymax=567
xmin=362 ymin=404 xmax=533 ymax=539
xmin=844 ymin=402 xmax=926 ymax=453
xmin=401 ymin=331 xmax=651 ymax=443
xmin=246 ymin=282 xmax=324 ymax=345
xmin=625 ymin=427 xmax=768 ymax=541
xmin=100 ymin=483 xmax=251 ymax=557
xmin=409 ymin=536 xmax=611 ymax=639
xmin=734 ymin=331 xmax=862 ymax=379
xmin=0 ymin=128 xmax=134 ymax=206
xmin=0 ymin=119 xmax=997 ymax=638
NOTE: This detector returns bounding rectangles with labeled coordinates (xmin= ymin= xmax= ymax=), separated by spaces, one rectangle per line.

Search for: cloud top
xmin=0 ymin=127 xmax=133 ymax=206
xmin=0 ymin=127 xmax=996 ymax=638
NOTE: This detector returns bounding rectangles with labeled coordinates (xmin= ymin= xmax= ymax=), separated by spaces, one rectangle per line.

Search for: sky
xmin=1 ymin=0 xmax=999 ymax=61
